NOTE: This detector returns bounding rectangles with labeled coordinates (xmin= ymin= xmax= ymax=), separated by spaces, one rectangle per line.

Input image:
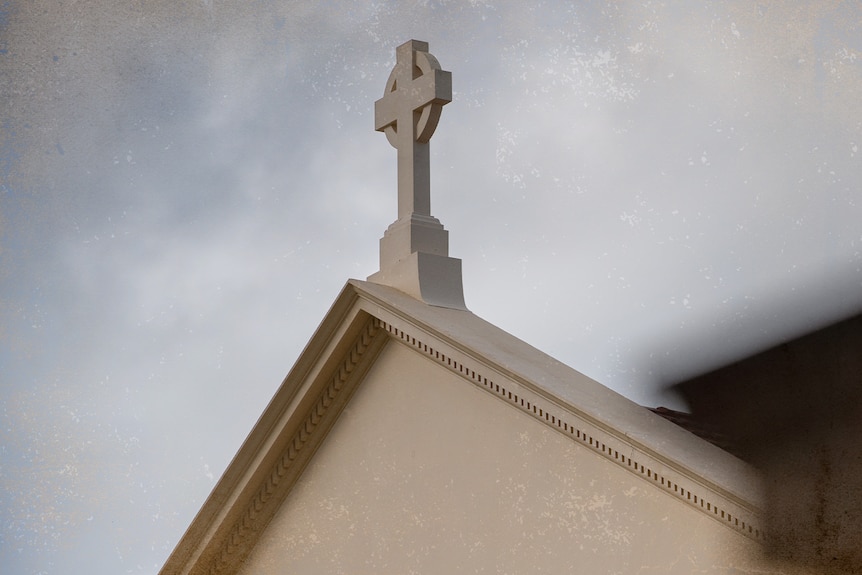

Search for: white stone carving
xmin=368 ymin=40 xmax=466 ymax=311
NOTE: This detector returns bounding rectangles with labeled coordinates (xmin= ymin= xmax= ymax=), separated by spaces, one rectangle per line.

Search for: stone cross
xmin=368 ymin=40 xmax=465 ymax=311
xmin=375 ymin=40 xmax=452 ymax=221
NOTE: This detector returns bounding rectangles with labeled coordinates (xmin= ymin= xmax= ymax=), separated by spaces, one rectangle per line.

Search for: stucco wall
xmin=237 ymin=340 xmax=803 ymax=574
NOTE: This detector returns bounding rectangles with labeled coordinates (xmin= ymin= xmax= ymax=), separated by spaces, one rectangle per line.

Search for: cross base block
xmin=368 ymin=251 xmax=466 ymax=310
xmin=379 ymin=214 xmax=449 ymax=264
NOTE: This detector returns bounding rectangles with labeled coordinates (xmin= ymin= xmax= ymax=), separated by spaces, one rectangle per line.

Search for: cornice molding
xmin=201 ymin=317 xmax=383 ymax=575
xmin=162 ymin=282 xmax=766 ymax=575
xmin=374 ymin=317 xmax=765 ymax=542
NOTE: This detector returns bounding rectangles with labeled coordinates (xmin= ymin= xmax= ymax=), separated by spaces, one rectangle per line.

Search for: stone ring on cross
xmin=374 ymin=40 xmax=452 ymax=220
xmin=375 ymin=40 xmax=452 ymax=148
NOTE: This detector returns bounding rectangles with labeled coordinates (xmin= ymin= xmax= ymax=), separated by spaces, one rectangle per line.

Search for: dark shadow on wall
xmin=665 ymin=313 xmax=862 ymax=575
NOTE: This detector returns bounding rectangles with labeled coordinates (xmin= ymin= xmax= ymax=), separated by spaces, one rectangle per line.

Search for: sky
xmin=1 ymin=1 xmax=861 ymax=572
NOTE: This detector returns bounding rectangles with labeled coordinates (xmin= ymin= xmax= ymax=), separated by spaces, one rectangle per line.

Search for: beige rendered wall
xmin=238 ymin=340 xmax=802 ymax=574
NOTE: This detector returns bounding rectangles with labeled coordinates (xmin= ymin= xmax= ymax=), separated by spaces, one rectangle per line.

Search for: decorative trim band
xmin=206 ymin=318 xmax=381 ymax=575
xmin=375 ymin=317 xmax=763 ymax=541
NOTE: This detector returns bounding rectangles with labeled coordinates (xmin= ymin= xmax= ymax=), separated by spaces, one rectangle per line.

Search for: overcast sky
xmin=2 ymin=1 xmax=861 ymax=572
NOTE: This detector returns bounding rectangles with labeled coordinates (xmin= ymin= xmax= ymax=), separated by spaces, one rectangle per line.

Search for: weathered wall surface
xmin=675 ymin=313 xmax=862 ymax=574
xmin=238 ymin=340 xmax=804 ymax=574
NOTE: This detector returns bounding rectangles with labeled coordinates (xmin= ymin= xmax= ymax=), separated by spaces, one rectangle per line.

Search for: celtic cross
xmin=375 ymin=40 xmax=452 ymax=221
xmin=368 ymin=40 xmax=465 ymax=310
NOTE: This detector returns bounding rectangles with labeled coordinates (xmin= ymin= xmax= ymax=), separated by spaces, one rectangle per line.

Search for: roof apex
xmin=161 ymin=279 xmax=763 ymax=574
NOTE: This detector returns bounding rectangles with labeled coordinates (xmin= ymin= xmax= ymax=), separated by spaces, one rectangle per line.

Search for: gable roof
xmin=160 ymin=279 xmax=764 ymax=574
